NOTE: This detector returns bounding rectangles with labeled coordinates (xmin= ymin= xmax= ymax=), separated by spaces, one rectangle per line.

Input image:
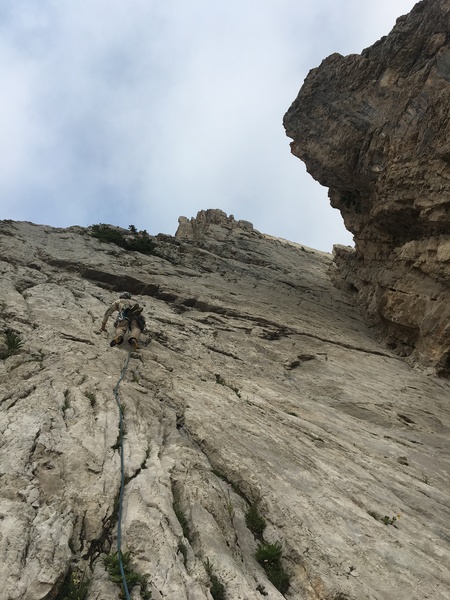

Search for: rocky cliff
xmin=283 ymin=0 xmax=450 ymax=375
xmin=1 ymin=212 xmax=449 ymax=600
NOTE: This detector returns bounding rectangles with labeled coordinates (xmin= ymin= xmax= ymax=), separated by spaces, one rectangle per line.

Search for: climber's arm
xmin=101 ymin=300 xmax=120 ymax=331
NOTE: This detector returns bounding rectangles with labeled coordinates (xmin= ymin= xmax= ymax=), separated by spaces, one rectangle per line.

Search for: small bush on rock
xmin=104 ymin=551 xmax=151 ymax=599
xmin=90 ymin=224 xmax=155 ymax=255
xmin=204 ymin=558 xmax=226 ymax=600
xmin=56 ymin=568 xmax=90 ymax=600
xmin=245 ymin=504 xmax=266 ymax=540
xmin=255 ymin=542 xmax=290 ymax=594
xmin=0 ymin=331 xmax=23 ymax=359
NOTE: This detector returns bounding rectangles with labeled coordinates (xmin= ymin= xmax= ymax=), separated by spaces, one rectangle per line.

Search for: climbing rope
xmin=113 ymin=350 xmax=132 ymax=600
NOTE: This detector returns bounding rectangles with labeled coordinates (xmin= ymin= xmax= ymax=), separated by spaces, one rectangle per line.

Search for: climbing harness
xmin=115 ymin=302 xmax=144 ymax=325
xmin=114 ymin=310 xmax=146 ymax=332
xmin=113 ymin=350 xmax=132 ymax=600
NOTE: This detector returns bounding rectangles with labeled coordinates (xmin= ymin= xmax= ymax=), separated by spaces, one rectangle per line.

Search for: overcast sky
xmin=1 ymin=0 xmax=417 ymax=252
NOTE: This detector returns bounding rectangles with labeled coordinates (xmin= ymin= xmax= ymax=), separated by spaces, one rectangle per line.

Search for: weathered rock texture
xmin=283 ymin=0 xmax=450 ymax=375
xmin=1 ymin=213 xmax=450 ymax=600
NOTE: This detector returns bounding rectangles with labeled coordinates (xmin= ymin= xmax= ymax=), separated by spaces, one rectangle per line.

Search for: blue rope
xmin=113 ymin=350 xmax=132 ymax=600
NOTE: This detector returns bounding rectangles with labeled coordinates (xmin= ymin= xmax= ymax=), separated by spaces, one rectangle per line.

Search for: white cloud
xmin=0 ymin=0 xmax=417 ymax=250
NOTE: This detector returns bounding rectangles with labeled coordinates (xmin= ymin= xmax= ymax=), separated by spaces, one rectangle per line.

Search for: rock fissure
xmin=59 ymin=333 xmax=95 ymax=346
xmin=205 ymin=345 xmax=241 ymax=360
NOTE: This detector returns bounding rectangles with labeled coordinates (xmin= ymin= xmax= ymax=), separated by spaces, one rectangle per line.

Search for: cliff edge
xmin=284 ymin=0 xmax=450 ymax=375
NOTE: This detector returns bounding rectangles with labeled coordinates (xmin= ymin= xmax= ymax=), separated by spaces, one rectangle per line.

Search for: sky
xmin=1 ymin=0 xmax=418 ymax=252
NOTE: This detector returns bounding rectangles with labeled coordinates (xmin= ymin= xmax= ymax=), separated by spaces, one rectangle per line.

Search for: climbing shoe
xmin=110 ymin=335 xmax=124 ymax=347
xmin=128 ymin=337 xmax=139 ymax=350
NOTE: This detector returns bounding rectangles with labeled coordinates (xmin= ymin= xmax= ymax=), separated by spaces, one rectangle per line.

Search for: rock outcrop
xmin=1 ymin=215 xmax=450 ymax=600
xmin=176 ymin=209 xmax=254 ymax=242
xmin=283 ymin=0 xmax=450 ymax=375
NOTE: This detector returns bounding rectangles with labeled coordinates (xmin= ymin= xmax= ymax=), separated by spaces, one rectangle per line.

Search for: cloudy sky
xmin=2 ymin=0 xmax=417 ymax=252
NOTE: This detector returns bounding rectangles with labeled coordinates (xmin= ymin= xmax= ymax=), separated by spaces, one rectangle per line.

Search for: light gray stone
xmin=0 ymin=217 xmax=449 ymax=600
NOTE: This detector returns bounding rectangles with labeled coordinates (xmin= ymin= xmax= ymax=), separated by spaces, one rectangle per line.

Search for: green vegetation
xmin=242 ymin=494 xmax=289 ymax=593
xmin=204 ymin=558 xmax=226 ymax=600
xmin=56 ymin=568 xmax=90 ymax=600
xmin=226 ymin=490 xmax=235 ymax=523
xmin=104 ymin=551 xmax=151 ymax=599
xmin=210 ymin=476 xmax=289 ymax=594
xmin=245 ymin=504 xmax=266 ymax=541
xmin=255 ymin=542 xmax=290 ymax=594
xmin=90 ymin=224 xmax=155 ymax=255
xmin=1 ymin=331 xmax=24 ymax=359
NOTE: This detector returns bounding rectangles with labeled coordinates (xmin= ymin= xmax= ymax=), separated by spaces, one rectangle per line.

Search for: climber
xmin=101 ymin=292 xmax=145 ymax=350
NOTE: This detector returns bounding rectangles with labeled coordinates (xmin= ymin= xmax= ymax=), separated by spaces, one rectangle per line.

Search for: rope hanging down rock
xmin=113 ymin=350 xmax=132 ymax=600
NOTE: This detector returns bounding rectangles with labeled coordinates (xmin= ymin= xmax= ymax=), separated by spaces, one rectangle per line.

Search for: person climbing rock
xmin=101 ymin=292 xmax=145 ymax=350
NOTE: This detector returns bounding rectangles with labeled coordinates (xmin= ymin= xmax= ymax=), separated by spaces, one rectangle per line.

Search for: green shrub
xmin=255 ymin=542 xmax=290 ymax=594
xmin=90 ymin=224 xmax=155 ymax=255
xmin=90 ymin=224 xmax=125 ymax=246
xmin=56 ymin=568 xmax=90 ymax=600
xmin=104 ymin=551 xmax=151 ymax=599
xmin=1 ymin=331 xmax=23 ymax=359
xmin=127 ymin=230 xmax=155 ymax=254
xmin=204 ymin=558 xmax=226 ymax=600
xmin=245 ymin=504 xmax=266 ymax=540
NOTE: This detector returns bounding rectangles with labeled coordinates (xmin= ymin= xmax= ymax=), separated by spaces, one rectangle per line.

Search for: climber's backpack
xmin=116 ymin=302 xmax=146 ymax=331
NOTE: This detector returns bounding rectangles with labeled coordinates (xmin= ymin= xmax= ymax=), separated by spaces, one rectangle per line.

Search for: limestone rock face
xmin=283 ymin=0 xmax=450 ymax=374
xmin=1 ymin=217 xmax=450 ymax=600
